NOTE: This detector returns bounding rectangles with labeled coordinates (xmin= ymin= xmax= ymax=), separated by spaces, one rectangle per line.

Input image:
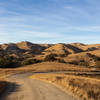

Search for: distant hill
xmin=0 ymin=41 xmax=48 ymax=58
xmin=71 ymin=43 xmax=100 ymax=51
xmin=0 ymin=41 xmax=100 ymax=68
xmin=43 ymin=43 xmax=84 ymax=55
xmin=0 ymin=41 xmax=100 ymax=58
xmin=16 ymin=41 xmax=47 ymax=54
xmin=0 ymin=41 xmax=100 ymax=63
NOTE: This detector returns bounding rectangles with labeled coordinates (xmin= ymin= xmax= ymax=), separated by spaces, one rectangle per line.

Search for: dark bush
xmin=59 ymin=54 xmax=67 ymax=57
xmin=56 ymin=76 xmax=63 ymax=80
xmin=0 ymin=56 xmax=19 ymax=68
xmin=68 ymin=60 xmax=89 ymax=67
xmin=44 ymin=54 xmax=57 ymax=61
xmin=79 ymin=61 xmax=89 ymax=67
xmin=57 ymin=59 xmax=66 ymax=63
xmin=22 ymin=58 xmax=42 ymax=65
xmin=87 ymin=90 xmax=99 ymax=100
xmin=86 ymin=47 xmax=98 ymax=51
xmin=68 ymin=61 xmax=78 ymax=65
xmin=86 ymin=53 xmax=100 ymax=61
xmin=95 ymin=61 xmax=100 ymax=68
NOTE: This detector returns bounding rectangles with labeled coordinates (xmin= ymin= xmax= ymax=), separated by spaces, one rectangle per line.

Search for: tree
xmin=0 ymin=56 xmax=18 ymax=68
xmin=44 ymin=54 xmax=57 ymax=61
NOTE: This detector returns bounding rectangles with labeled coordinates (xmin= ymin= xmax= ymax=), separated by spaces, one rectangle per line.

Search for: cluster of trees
xmin=1 ymin=53 xmax=100 ymax=68
xmin=0 ymin=56 xmax=19 ymax=68
xmin=0 ymin=53 xmax=67 ymax=68
xmin=68 ymin=60 xmax=89 ymax=67
xmin=44 ymin=53 xmax=66 ymax=63
xmin=44 ymin=54 xmax=57 ymax=61
xmin=0 ymin=56 xmax=42 ymax=68
xmin=21 ymin=58 xmax=42 ymax=65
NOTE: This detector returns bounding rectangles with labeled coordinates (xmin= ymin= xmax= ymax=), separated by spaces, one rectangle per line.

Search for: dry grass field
xmin=31 ymin=73 xmax=100 ymax=100
xmin=18 ymin=62 xmax=99 ymax=72
xmin=0 ymin=62 xmax=99 ymax=97
xmin=0 ymin=62 xmax=97 ymax=76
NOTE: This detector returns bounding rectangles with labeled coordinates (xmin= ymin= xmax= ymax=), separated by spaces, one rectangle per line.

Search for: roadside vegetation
xmin=31 ymin=74 xmax=100 ymax=100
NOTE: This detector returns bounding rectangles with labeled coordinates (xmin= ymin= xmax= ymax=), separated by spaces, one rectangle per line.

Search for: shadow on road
xmin=0 ymin=82 xmax=20 ymax=100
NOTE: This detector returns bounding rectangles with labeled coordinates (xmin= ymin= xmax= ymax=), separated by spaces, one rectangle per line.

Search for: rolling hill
xmin=71 ymin=43 xmax=100 ymax=51
xmin=0 ymin=41 xmax=100 ymax=68
xmin=0 ymin=41 xmax=100 ymax=58
xmin=43 ymin=43 xmax=84 ymax=55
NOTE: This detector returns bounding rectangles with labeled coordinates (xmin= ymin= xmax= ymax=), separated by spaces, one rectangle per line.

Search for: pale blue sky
xmin=0 ymin=0 xmax=100 ymax=44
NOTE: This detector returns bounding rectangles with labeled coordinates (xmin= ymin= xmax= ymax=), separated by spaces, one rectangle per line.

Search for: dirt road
xmin=0 ymin=72 xmax=81 ymax=100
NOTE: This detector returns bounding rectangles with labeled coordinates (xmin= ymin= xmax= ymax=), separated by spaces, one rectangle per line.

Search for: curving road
xmin=0 ymin=72 xmax=81 ymax=100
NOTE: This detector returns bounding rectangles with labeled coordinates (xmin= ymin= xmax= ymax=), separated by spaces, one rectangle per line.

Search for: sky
xmin=0 ymin=0 xmax=100 ymax=44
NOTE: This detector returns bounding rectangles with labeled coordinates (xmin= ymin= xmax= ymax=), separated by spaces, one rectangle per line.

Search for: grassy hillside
xmin=0 ymin=41 xmax=100 ymax=69
xmin=43 ymin=43 xmax=83 ymax=55
xmin=71 ymin=43 xmax=100 ymax=51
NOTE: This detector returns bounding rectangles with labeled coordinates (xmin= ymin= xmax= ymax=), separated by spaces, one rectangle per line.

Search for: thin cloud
xmin=0 ymin=0 xmax=100 ymax=44
xmin=70 ymin=26 xmax=100 ymax=32
xmin=64 ymin=6 xmax=73 ymax=10
xmin=14 ymin=31 xmax=63 ymax=38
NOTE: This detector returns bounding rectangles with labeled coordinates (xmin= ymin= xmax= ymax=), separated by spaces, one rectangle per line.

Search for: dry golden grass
xmin=84 ymin=44 xmax=100 ymax=50
xmin=43 ymin=43 xmax=83 ymax=56
xmin=31 ymin=73 xmax=100 ymax=100
xmin=64 ymin=51 xmax=100 ymax=68
xmin=89 ymin=50 xmax=100 ymax=57
xmin=0 ymin=62 xmax=98 ymax=78
xmin=0 ymin=62 xmax=99 ymax=96
xmin=65 ymin=49 xmax=100 ymax=62
xmin=19 ymin=62 xmax=98 ymax=72
xmin=44 ymin=43 xmax=69 ymax=54
xmin=71 ymin=43 xmax=100 ymax=51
